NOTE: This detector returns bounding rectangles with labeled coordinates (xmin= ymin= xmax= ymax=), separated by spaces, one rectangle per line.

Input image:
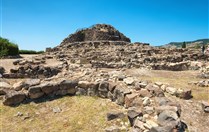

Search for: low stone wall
xmin=1 ymin=78 xmax=192 ymax=131
xmin=3 ymin=65 xmax=61 ymax=78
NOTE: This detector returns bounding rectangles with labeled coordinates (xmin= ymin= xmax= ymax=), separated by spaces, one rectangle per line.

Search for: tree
xmin=182 ymin=42 xmax=186 ymax=48
xmin=0 ymin=37 xmax=19 ymax=57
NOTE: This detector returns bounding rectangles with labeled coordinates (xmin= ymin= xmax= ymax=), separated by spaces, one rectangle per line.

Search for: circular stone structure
xmin=61 ymin=24 xmax=131 ymax=45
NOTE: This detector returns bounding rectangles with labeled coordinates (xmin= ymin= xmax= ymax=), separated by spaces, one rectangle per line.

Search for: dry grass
xmin=0 ymin=96 xmax=124 ymax=132
xmin=125 ymin=69 xmax=209 ymax=101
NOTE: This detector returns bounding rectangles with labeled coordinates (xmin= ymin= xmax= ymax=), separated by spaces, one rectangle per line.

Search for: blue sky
xmin=0 ymin=0 xmax=208 ymax=51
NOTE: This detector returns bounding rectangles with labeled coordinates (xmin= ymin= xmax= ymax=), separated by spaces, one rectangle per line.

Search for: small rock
xmin=13 ymin=81 xmax=26 ymax=91
xmin=134 ymin=119 xmax=145 ymax=131
xmin=166 ymin=87 xmax=177 ymax=95
xmin=14 ymin=112 xmax=23 ymax=117
xmin=144 ymin=120 xmax=158 ymax=129
xmin=201 ymin=101 xmax=209 ymax=113
xmin=142 ymin=97 xmax=151 ymax=106
xmin=143 ymin=106 xmax=154 ymax=115
xmin=124 ymin=77 xmax=135 ymax=85
xmin=53 ymin=107 xmax=62 ymax=113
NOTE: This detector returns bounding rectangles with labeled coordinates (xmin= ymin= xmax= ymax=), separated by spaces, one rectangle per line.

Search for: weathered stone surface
xmin=105 ymin=126 xmax=120 ymax=132
xmin=131 ymin=97 xmax=143 ymax=108
xmin=155 ymin=105 xmax=181 ymax=118
xmin=56 ymin=80 xmax=78 ymax=95
xmin=127 ymin=107 xmax=143 ymax=126
xmin=25 ymin=79 xmax=41 ymax=87
xmin=107 ymin=111 xmax=125 ymax=121
xmin=142 ymin=97 xmax=151 ymax=106
xmin=124 ymin=77 xmax=135 ymax=85
xmin=125 ymin=93 xmax=139 ymax=107
xmin=98 ymin=81 xmax=109 ymax=98
xmin=166 ymin=87 xmax=177 ymax=95
xmin=0 ymin=66 xmax=5 ymax=74
xmin=113 ymin=84 xmax=131 ymax=105
xmin=0 ymin=88 xmax=7 ymax=95
xmin=201 ymin=101 xmax=209 ymax=113
xmin=28 ymin=85 xmax=44 ymax=99
xmin=133 ymin=119 xmax=145 ymax=131
xmin=0 ymin=82 xmax=12 ymax=89
xmin=155 ymin=97 xmax=172 ymax=106
xmin=144 ymin=120 xmax=158 ymax=129
xmin=41 ymin=82 xmax=59 ymax=95
xmin=157 ymin=110 xmax=179 ymax=126
xmin=176 ymin=88 xmax=192 ymax=99
xmin=78 ymin=81 xmax=92 ymax=89
xmin=3 ymin=91 xmax=26 ymax=106
xmin=13 ymin=81 xmax=26 ymax=91
xmin=139 ymin=89 xmax=152 ymax=98
xmin=143 ymin=106 xmax=155 ymax=115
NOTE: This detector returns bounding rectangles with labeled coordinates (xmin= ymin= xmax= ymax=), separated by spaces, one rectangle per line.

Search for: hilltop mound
xmin=60 ymin=24 xmax=131 ymax=45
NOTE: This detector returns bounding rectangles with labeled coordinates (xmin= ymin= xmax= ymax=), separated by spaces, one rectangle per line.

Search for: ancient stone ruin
xmin=1 ymin=24 xmax=209 ymax=132
xmin=61 ymin=24 xmax=131 ymax=45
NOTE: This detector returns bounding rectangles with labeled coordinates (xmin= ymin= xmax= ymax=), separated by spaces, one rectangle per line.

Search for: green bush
xmin=19 ymin=50 xmax=44 ymax=54
xmin=0 ymin=37 xmax=19 ymax=57
xmin=182 ymin=42 xmax=186 ymax=48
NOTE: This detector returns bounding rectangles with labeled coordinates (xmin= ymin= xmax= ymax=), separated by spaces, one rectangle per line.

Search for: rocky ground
xmin=0 ymin=24 xmax=209 ymax=132
xmin=0 ymin=54 xmax=208 ymax=132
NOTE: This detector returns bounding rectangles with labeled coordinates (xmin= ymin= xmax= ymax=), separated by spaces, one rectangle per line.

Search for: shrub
xmin=182 ymin=42 xmax=186 ymax=48
xmin=0 ymin=37 xmax=19 ymax=57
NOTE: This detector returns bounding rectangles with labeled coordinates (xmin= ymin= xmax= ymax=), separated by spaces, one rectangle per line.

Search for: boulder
xmin=131 ymin=97 xmax=143 ymax=108
xmin=157 ymin=110 xmax=179 ymax=126
xmin=87 ymin=83 xmax=99 ymax=96
xmin=125 ymin=93 xmax=140 ymax=107
xmin=98 ymin=81 xmax=109 ymax=98
xmin=155 ymin=105 xmax=180 ymax=116
xmin=113 ymin=84 xmax=131 ymax=105
xmin=139 ymin=89 xmax=152 ymax=98
xmin=176 ymin=88 xmax=192 ymax=99
xmin=56 ymin=80 xmax=78 ymax=95
xmin=78 ymin=81 xmax=92 ymax=89
xmin=76 ymin=88 xmax=87 ymax=95
xmin=28 ymin=85 xmax=44 ymax=99
xmin=3 ymin=91 xmax=26 ymax=106
xmin=155 ymin=97 xmax=172 ymax=106
xmin=127 ymin=107 xmax=143 ymax=126
xmin=41 ymin=82 xmax=59 ymax=95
